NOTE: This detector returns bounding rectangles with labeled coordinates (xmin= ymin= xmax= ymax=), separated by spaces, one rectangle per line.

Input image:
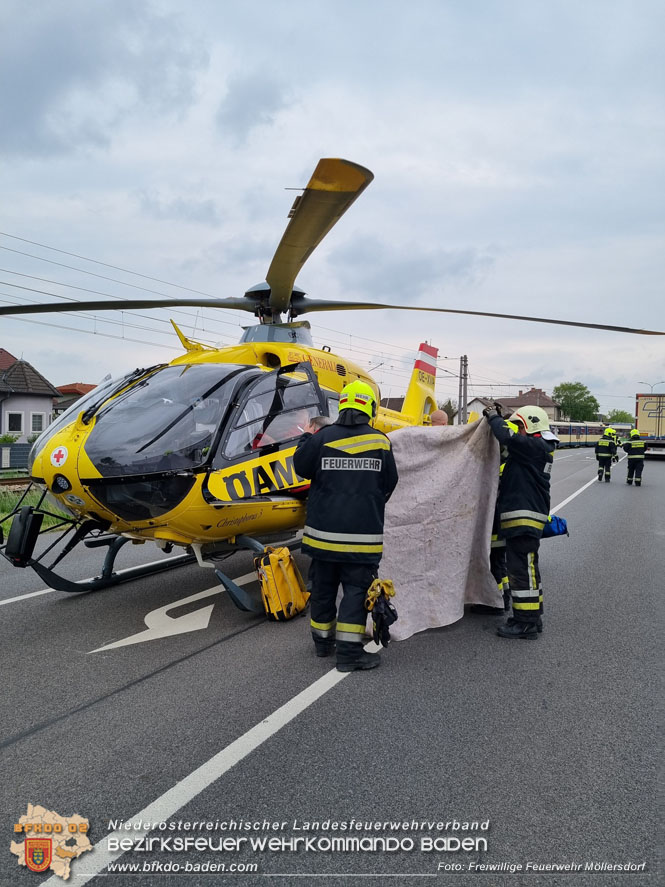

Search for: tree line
xmin=552 ymin=382 xmax=632 ymax=423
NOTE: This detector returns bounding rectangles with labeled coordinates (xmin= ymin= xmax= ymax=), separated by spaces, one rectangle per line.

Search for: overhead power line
xmin=0 ymin=230 xmax=526 ymax=390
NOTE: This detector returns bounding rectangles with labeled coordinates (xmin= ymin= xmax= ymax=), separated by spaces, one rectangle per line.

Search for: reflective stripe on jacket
xmin=293 ymin=422 xmax=398 ymax=563
xmin=622 ymin=439 xmax=645 ymax=459
xmin=595 ymin=436 xmax=617 ymax=459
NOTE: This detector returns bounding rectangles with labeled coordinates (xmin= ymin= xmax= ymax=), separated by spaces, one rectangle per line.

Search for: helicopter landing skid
xmin=0 ymin=493 xmax=197 ymax=594
xmin=29 ymin=539 xmax=197 ymax=595
xmin=214 ymin=534 xmax=266 ymax=614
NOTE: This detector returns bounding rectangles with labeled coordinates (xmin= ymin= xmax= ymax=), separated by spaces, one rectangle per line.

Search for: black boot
xmin=605 ymin=476 xmax=611 ymax=482
xmin=497 ymin=620 xmax=538 ymax=639
xmin=336 ymin=651 xmax=381 ymax=672
xmin=626 ymin=478 xmax=632 ymax=484
xmin=315 ymin=642 xmax=336 ymax=658
xmin=506 ymin=616 xmax=542 ymax=633
xmin=597 ymin=472 xmax=603 ymax=482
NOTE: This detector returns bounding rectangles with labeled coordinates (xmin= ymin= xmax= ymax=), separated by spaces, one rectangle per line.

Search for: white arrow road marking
xmin=88 ymin=570 xmax=256 ymax=653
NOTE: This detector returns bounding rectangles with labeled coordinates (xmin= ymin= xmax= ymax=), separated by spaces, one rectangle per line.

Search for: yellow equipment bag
xmin=254 ymin=546 xmax=310 ymax=621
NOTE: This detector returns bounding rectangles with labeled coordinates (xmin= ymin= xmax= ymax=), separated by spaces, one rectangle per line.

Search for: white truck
xmin=635 ymin=393 xmax=665 ymax=456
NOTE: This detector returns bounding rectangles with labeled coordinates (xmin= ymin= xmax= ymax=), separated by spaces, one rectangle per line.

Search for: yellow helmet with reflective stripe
xmin=630 ymin=428 xmax=640 ymax=437
xmin=604 ymin=427 xmax=616 ymax=437
xmin=339 ymin=380 xmax=376 ymax=418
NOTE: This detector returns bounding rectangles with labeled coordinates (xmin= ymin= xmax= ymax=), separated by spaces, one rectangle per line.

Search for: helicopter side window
xmin=221 ymin=373 xmax=323 ymax=461
xmin=326 ymin=395 xmax=339 ymax=420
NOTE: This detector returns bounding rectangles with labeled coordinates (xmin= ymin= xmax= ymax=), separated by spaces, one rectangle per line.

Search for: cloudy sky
xmin=1 ymin=0 xmax=663 ymax=416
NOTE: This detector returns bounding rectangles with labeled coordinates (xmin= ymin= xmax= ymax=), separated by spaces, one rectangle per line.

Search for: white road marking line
xmin=32 ymin=470 xmax=607 ymax=883
xmin=551 ymin=454 xmax=626 ymax=512
xmin=551 ymin=476 xmax=600 ymax=513
xmin=0 ymin=587 xmax=55 ymax=606
xmin=0 ymin=555 xmax=193 ymax=607
xmin=1 ymin=535 xmax=301 ymax=608
xmin=39 ymin=642 xmax=383 ymax=887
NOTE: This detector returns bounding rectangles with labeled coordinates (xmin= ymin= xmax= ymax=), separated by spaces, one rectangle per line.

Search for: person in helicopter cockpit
xmin=252 ymin=408 xmax=314 ymax=449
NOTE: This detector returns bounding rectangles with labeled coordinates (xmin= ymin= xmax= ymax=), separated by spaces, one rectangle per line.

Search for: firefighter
xmin=490 ymin=422 xmax=520 ymax=610
xmin=595 ymin=427 xmax=617 ymax=482
xmin=471 ymin=421 xmax=517 ymax=615
xmin=293 ymin=380 xmax=398 ymax=672
xmin=483 ymin=405 xmax=557 ymax=639
xmin=622 ymin=428 xmax=646 ymax=485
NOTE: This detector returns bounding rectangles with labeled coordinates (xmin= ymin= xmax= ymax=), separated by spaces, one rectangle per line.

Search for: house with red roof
xmin=0 ymin=349 xmax=61 ymax=443
xmin=54 ymin=382 xmax=97 ymax=417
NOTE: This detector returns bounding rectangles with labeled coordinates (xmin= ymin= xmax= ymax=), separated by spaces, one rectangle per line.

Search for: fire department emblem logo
xmin=25 ymin=838 xmax=52 ymax=873
xmin=11 ymin=803 xmax=92 ymax=880
xmin=50 ymin=446 xmax=68 ymax=467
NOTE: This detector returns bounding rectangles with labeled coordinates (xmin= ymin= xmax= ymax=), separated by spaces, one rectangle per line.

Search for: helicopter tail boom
xmin=375 ymin=343 xmax=438 ymax=432
xmin=401 ymin=342 xmax=438 ymax=421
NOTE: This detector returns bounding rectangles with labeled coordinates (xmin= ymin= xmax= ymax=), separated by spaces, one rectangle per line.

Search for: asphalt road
xmin=1 ymin=449 xmax=662 ymax=887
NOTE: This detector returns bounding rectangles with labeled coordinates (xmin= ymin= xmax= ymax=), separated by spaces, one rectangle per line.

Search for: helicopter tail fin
xmin=401 ymin=342 xmax=438 ymax=422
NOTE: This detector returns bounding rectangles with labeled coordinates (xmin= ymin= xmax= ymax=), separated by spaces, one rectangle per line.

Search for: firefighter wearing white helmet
xmin=294 ymin=380 xmax=398 ymax=671
xmin=483 ymin=403 xmax=558 ymax=639
xmin=622 ymin=428 xmax=646 ymax=486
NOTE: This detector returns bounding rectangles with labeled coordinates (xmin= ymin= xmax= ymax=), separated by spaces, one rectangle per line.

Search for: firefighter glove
xmin=372 ymin=594 xmax=398 ymax=648
xmin=366 ymin=578 xmax=398 ymax=648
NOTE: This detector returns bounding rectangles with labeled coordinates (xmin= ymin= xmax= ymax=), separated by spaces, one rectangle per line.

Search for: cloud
xmin=215 ymin=71 xmax=293 ymax=145
xmin=326 ymin=235 xmax=494 ymax=303
xmin=0 ymin=0 xmax=208 ymax=157
xmin=1 ymin=0 xmax=663 ymax=423
xmin=137 ymin=190 xmax=222 ymax=227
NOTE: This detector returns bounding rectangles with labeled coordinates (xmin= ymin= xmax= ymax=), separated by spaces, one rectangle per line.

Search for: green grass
xmin=0 ymin=487 xmax=73 ymax=534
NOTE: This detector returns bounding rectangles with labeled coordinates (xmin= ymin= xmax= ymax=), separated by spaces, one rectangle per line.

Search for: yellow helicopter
xmin=1 ymin=158 xmax=662 ymax=601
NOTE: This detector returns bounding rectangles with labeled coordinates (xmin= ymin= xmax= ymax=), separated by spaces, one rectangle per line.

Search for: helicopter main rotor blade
xmin=291 ymin=297 xmax=665 ymax=336
xmin=0 ymin=297 xmax=258 ymax=316
xmin=265 ymin=158 xmax=374 ymax=315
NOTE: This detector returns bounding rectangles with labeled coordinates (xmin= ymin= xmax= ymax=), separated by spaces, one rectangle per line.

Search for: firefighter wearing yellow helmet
xmin=595 ymin=427 xmax=617 ymax=482
xmin=622 ymin=428 xmax=646 ymax=486
xmin=293 ymin=380 xmax=398 ymax=671
xmin=482 ymin=403 xmax=558 ymax=639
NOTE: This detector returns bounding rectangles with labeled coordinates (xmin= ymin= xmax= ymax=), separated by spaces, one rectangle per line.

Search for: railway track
xmin=0 ymin=475 xmax=31 ymax=488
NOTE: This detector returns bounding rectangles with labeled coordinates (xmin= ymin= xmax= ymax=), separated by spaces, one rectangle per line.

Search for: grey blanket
xmin=379 ymin=420 xmax=501 ymax=641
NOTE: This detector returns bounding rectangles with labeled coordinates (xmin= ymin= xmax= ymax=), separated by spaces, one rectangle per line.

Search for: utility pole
xmin=458 ymin=355 xmax=468 ymax=424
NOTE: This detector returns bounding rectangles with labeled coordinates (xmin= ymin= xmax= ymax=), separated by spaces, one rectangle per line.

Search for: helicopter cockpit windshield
xmin=84 ymin=364 xmax=246 ymax=477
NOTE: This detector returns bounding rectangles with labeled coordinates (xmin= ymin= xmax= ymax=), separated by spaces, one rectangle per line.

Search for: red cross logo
xmin=50 ymin=446 xmax=68 ymax=467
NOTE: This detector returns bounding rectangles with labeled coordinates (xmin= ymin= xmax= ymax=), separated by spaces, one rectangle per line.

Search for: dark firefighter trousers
xmin=506 ymin=536 xmax=542 ymax=624
xmin=626 ymin=459 xmax=644 ymax=485
xmin=490 ymin=537 xmax=509 ymax=607
xmin=597 ymin=456 xmax=612 ymax=481
xmin=308 ymin=560 xmax=377 ymax=662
